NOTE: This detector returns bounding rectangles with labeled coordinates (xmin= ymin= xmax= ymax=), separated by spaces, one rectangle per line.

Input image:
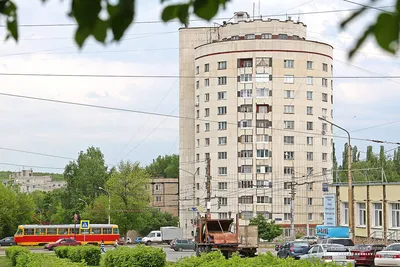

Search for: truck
xmin=194 ymin=215 xmax=258 ymax=258
xmin=141 ymin=226 xmax=183 ymax=245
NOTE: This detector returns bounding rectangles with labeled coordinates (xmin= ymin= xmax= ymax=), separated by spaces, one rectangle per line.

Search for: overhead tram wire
xmin=0 ymin=162 xmax=64 ymax=170
xmin=0 ymin=92 xmax=399 ymax=146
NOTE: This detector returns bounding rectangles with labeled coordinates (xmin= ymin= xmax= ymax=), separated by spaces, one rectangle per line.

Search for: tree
xmin=136 ymin=209 xmax=179 ymax=236
xmin=249 ymin=214 xmax=283 ymax=242
xmin=80 ymin=195 xmax=109 ymax=224
xmin=147 ymin=154 xmax=179 ymax=178
xmin=105 ymin=161 xmax=150 ymax=237
xmin=341 ymin=4 xmax=400 ymax=58
xmin=0 ymin=0 xmax=229 ymax=48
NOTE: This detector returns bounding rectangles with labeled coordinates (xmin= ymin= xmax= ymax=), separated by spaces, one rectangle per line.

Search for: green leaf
xmin=349 ymin=25 xmax=374 ymax=59
xmin=6 ymin=17 xmax=18 ymax=41
xmin=93 ymin=19 xmax=108 ymax=43
xmin=193 ymin=0 xmax=219 ymax=20
xmin=373 ymin=13 xmax=400 ymax=54
xmin=74 ymin=26 xmax=91 ymax=48
xmin=161 ymin=4 xmax=181 ymax=22
xmin=71 ymin=0 xmax=101 ymax=26
xmin=109 ymin=0 xmax=135 ymax=41
xmin=177 ymin=4 xmax=190 ymax=24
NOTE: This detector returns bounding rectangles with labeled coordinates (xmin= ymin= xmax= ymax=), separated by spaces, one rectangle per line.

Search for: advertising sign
xmin=323 ymin=194 xmax=336 ymax=226
xmin=316 ymin=225 xmax=350 ymax=238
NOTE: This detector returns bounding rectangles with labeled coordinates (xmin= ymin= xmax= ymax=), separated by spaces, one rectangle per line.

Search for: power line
xmin=0 ymin=146 xmax=75 ymax=160
xmin=0 ymin=92 xmax=399 ymax=146
xmin=274 ymin=0 xmax=316 ymax=15
xmin=342 ymin=0 xmax=393 ymax=13
xmin=0 ymin=162 xmax=64 ymax=170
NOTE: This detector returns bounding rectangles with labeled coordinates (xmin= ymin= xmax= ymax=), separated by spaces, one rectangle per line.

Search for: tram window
xmin=58 ymin=228 xmax=68 ymax=235
xmin=68 ymin=228 xmax=77 ymax=234
xmin=113 ymin=228 xmax=119 ymax=234
xmin=24 ymin=229 xmax=34 ymax=235
xmin=103 ymin=228 xmax=112 ymax=234
xmin=92 ymin=228 xmax=101 ymax=234
xmin=35 ymin=228 xmax=45 ymax=235
xmin=80 ymin=229 xmax=90 ymax=235
xmin=16 ymin=229 xmax=23 ymax=236
xmin=47 ymin=228 xmax=57 ymax=235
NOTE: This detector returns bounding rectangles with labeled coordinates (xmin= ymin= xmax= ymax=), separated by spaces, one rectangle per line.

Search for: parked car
xmin=298 ymin=236 xmax=318 ymax=245
xmin=0 ymin=237 xmax=16 ymax=246
xmin=44 ymin=238 xmax=81 ymax=250
xmin=375 ymin=243 xmax=400 ymax=267
xmin=300 ymin=244 xmax=355 ymax=266
xmin=170 ymin=239 xmax=196 ymax=251
xmin=320 ymin=238 xmax=355 ymax=249
xmin=275 ymin=243 xmax=283 ymax=251
xmin=135 ymin=237 xmax=142 ymax=244
xmin=351 ymin=244 xmax=385 ymax=266
xmin=277 ymin=241 xmax=310 ymax=259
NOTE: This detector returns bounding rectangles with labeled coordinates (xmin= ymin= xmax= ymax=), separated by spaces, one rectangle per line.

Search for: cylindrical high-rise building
xmin=179 ymin=12 xmax=333 ymax=238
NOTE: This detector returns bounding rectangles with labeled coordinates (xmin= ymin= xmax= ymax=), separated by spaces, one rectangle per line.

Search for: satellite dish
xmin=321 ymin=130 xmax=326 ymax=135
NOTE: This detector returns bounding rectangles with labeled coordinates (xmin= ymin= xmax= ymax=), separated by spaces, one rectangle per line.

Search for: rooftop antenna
xmin=252 ymin=2 xmax=255 ymax=20
xmin=258 ymin=0 xmax=261 ymax=18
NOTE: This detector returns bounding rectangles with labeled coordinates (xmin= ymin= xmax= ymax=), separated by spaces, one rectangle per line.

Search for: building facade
xmin=150 ymin=177 xmax=179 ymax=217
xmin=179 ymin=12 xmax=334 ymax=237
xmin=6 ymin=170 xmax=66 ymax=193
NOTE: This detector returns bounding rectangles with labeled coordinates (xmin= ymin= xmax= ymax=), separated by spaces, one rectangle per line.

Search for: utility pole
xmin=206 ymin=158 xmax=211 ymax=218
xmin=305 ymin=168 xmax=314 ymax=237
xmin=290 ymin=169 xmax=295 ymax=240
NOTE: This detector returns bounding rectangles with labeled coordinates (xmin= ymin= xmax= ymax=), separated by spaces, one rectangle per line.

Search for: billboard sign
xmin=323 ymin=194 xmax=336 ymax=226
xmin=316 ymin=225 xmax=350 ymax=238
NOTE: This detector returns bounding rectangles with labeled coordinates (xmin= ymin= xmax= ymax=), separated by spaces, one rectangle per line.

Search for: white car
xmin=375 ymin=243 xmax=400 ymax=266
xmin=300 ymin=244 xmax=355 ymax=266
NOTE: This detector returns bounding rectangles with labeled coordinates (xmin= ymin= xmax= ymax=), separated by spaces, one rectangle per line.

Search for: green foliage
xmin=146 ymin=154 xmax=179 ymax=178
xmin=249 ymin=214 xmax=282 ymax=242
xmin=341 ymin=3 xmax=400 ymax=58
xmin=0 ymin=171 xmax=12 ymax=181
xmin=137 ymin=208 xmax=179 ymax=236
xmin=16 ymin=253 xmax=85 ymax=267
xmin=55 ymin=245 xmax=101 ymax=265
xmin=54 ymin=246 xmax=69 ymax=259
xmin=80 ymin=195 xmax=109 ymax=224
xmin=102 ymin=245 xmax=166 ymax=267
xmin=5 ymin=246 xmax=30 ymax=266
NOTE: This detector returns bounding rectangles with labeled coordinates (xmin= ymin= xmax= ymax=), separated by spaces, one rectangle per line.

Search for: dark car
xmin=44 ymin=238 xmax=81 ymax=250
xmin=0 ymin=237 xmax=16 ymax=246
xmin=277 ymin=241 xmax=310 ymax=259
xmin=351 ymin=244 xmax=385 ymax=266
xmin=170 ymin=239 xmax=196 ymax=251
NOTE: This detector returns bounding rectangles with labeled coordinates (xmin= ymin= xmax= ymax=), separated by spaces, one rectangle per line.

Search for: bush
xmin=68 ymin=246 xmax=101 ymax=266
xmin=5 ymin=246 xmax=31 ymax=266
xmin=16 ymin=253 xmax=85 ymax=267
xmin=102 ymin=245 xmax=166 ymax=267
xmin=54 ymin=246 xmax=69 ymax=259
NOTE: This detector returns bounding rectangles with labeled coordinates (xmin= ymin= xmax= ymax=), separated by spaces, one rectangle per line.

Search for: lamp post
xmin=318 ymin=116 xmax=353 ymax=239
xmin=179 ymin=167 xmax=200 ymax=236
xmin=99 ymin=187 xmax=111 ymax=225
xmin=78 ymin=198 xmax=88 ymax=207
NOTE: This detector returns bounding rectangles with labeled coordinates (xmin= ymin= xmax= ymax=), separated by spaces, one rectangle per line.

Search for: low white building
xmin=7 ymin=170 xmax=66 ymax=193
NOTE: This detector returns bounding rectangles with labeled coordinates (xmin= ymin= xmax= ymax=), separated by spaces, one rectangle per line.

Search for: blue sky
xmin=0 ymin=0 xmax=399 ymax=173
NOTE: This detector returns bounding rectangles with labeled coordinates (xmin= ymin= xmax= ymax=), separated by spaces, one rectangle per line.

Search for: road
xmin=0 ymin=245 xmax=276 ymax=262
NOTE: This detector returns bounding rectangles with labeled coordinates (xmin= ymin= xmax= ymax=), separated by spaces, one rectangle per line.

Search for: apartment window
xmin=323 ymin=63 xmax=328 ymax=72
xmin=307 ymin=91 xmax=313 ymax=100
xmin=205 ymin=123 xmax=210 ymax=131
xmin=284 ymin=60 xmax=294 ymax=68
xmin=204 ymin=78 xmax=210 ymax=87
xmin=278 ymin=34 xmax=288 ymax=39
xmin=374 ymin=203 xmax=383 ymax=227
xmin=284 ymin=213 xmax=291 ymax=221
xmin=284 ymin=136 xmax=294 ymax=145
xmin=322 ymin=78 xmax=328 ymax=87
xmin=261 ymin=33 xmax=272 ymax=39
xmin=239 ymin=120 xmax=252 ymax=128
xmin=307 ymin=167 xmax=313 ymax=177
xmin=307 ymin=121 xmax=313 ymax=130
xmin=331 ymin=95 xmax=334 ymax=104
xmin=307 ymin=106 xmax=313 ymax=115
xmin=219 ymin=213 xmax=228 ymax=219
xmin=256 ymin=88 xmax=269 ymax=97
xmin=322 ymin=168 xmax=328 ymax=175
xmin=196 ymin=124 xmax=200 ymax=133
xmin=358 ymin=203 xmax=366 ymax=226
xmin=196 ymin=80 xmax=199 ymax=89
xmin=196 ymin=139 xmax=199 ymax=148
xmin=238 ymin=196 xmax=253 ymax=204
xmin=218 ymin=76 xmax=227 ymax=85
xmin=196 ymin=66 xmax=199 ymax=74
xmin=256 ymin=134 xmax=270 ymax=143
xmin=218 ymin=182 xmax=227 ymax=190
xmin=238 ymin=135 xmax=253 ymax=143
xmin=284 ymin=121 xmax=294 ymax=129
xmin=284 ymin=182 xmax=292 ymax=189
xmin=239 ymin=74 xmax=252 ymax=82
xmin=284 ymin=75 xmax=294 ymax=84
xmin=322 ymin=123 xmax=328 ymax=132
xmin=342 ymin=202 xmax=349 ymax=225
xmin=205 ymin=138 xmax=210 ymax=146
xmin=217 ymin=106 xmax=227 ymax=115
xmin=217 ymin=91 xmax=227 ymax=100
xmin=218 ymin=137 xmax=227 ymax=145
xmin=322 ymin=138 xmax=327 ymax=146
xmin=256 ymin=165 xmax=272 ymax=174
xmin=196 ymin=95 xmax=200 ymax=105
xmin=308 ymin=198 xmax=313 ymax=205
xmin=257 ymin=104 xmax=270 ymax=114
xmin=238 ymin=181 xmax=253 ymax=188
xmin=232 ymin=35 xmax=239 ymax=40
xmin=257 ymin=196 xmax=270 ymax=204
xmin=204 ymin=63 xmax=209 ymax=72
xmin=308 ymin=213 xmax=313 ymax=221
xmin=284 ymin=105 xmax=294 ymax=114
xmin=331 ymin=80 xmax=334 ymax=89
xmin=322 ymin=153 xmax=328 ymax=161
xmin=218 ymin=167 xmax=227 ymax=175
xmin=239 ymin=165 xmax=252 ymax=174
xmin=205 ymin=108 xmax=210 ymax=117
xmin=156 ymin=196 xmax=162 ymax=202
xmin=331 ymin=109 xmax=334 ymax=118
xmin=218 ymin=61 xmax=227 ymax=70
xmin=256 ymin=180 xmax=271 ymax=188
xmin=322 ymin=108 xmax=327 ymax=118
xmin=284 ymin=90 xmax=294 ymax=99
xmin=256 ymin=120 xmax=271 ymax=128
xmin=218 ymin=197 xmax=228 ymax=206
xmin=256 ymin=149 xmax=271 ymax=158
xmin=239 ymin=59 xmax=253 ymax=68
xmin=196 ymin=110 xmax=199 ymax=119
xmin=239 ymin=150 xmax=253 ymax=158
xmin=218 ymin=152 xmax=227 ymax=160
xmin=284 ymin=167 xmax=294 ymax=175
xmin=245 ymin=34 xmax=255 ymax=39
xmin=322 ymin=93 xmax=328 ymax=102
xmin=196 ymin=154 xmax=200 ymax=162
xmin=284 ymin=151 xmax=294 ymax=160
xmin=307 ymin=152 xmax=313 ymax=161
xmin=240 ymin=89 xmax=252 ymax=98
xmin=205 ymin=93 xmax=209 ymax=102
xmin=391 ymin=203 xmax=400 ymax=227
xmin=284 ymin=198 xmax=291 ymax=205
xmin=238 ymin=104 xmax=252 ymax=112
xmin=307 ymin=61 xmax=313 ymax=69
xmin=307 ymin=76 xmax=313 ymax=85
xmin=205 ymin=153 xmax=210 ymax=159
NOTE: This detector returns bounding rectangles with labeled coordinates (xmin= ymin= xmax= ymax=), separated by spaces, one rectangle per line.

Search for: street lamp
xmin=179 ymin=167 xmax=200 ymax=236
xmin=78 ymin=198 xmax=88 ymax=206
xmin=318 ymin=116 xmax=353 ymax=239
xmin=99 ymin=187 xmax=111 ymax=225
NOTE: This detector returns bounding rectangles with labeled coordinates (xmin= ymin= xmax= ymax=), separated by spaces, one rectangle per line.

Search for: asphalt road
xmin=0 ymin=245 xmax=276 ymax=262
